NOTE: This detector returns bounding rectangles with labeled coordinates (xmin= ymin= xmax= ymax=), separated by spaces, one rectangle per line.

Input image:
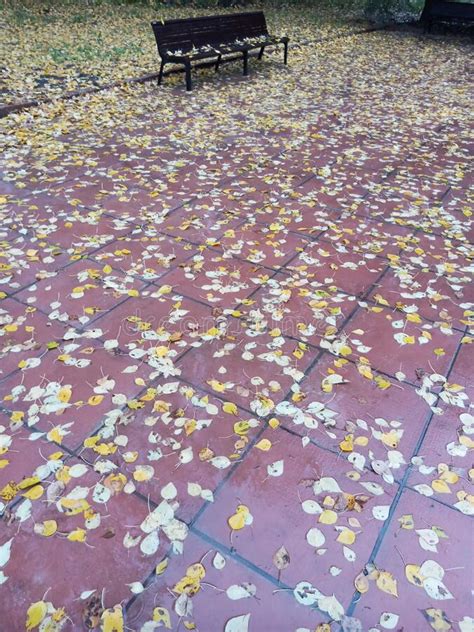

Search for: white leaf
xmin=210 ymin=456 xmax=231 ymax=469
xmin=226 ymin=583 xmax=256 ymax=600
xmin=187 ymin=483 xmax=202 ymax=497
xmin=127 ymin=582 xmax=145 ymax=594
xmin=359 ymin=481 xmax=384 ymax=496
xmin=372 ymin=505 xmax=390 ymax=521
xmin=161 ymin=482 xmax=177 ymax=500
xmin=306 ymin=528 xmax=325 ymax=548
xmin=68 ymin=463 xmax=88 ymax=478
xmin=0 ymin=539 xmax=13 ymax=569
xmin=293 ymin=581 xmax=322 ymax=606
xmin=200 ymin=489 xmax=214 ymax=502
xmin=413 ymin=484 xmax=434 ymax=497
xmin=380 ymin=612 xmax=399 ymax=629
xmin=423 ymin=577 xmax=453 ymax=600
xmin=416 ymin=529 xmax=439 ymax=553
xmin=313 ymin=477 xmax=342 ymax=494
xmin=92 ymin=483 xmax=111 ymax=504
xmin=224 ymin=613 xmax=250 ymax=632
xmin=420 ymin=560 xmax=444 ymax=580
xmin=267 ymin=460 xmax=284 ymax=477
xmin=301 ymin=500 xmax=322 ymax=515
xmin=212 ymin=552 xmax=226 ymax=570
xmin=454 ymin=500 xmax=474 ymax=515
xmin=343 ymin=546 xmax=356 ymax=562
xmin=140 ymin=530 xmax=160 ymax=556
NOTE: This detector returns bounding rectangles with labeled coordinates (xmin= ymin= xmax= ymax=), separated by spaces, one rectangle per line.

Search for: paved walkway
xmin=0 ymin=27 xmax=472 ymax=632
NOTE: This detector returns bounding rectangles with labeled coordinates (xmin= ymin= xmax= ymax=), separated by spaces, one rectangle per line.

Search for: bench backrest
xmin=151 ymin=12 xmax=269 ymax=56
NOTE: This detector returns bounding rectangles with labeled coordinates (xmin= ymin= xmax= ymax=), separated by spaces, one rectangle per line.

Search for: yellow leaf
xmin=358 ymin=364 xmax=373 ymax=380
xmin=405 ymin=564 xmax=424 ymax=587
xmin=336 ymin=528 xmax=356 ymax=545
xmin=319 ymin=510 xmax=338 ymax=525
xmin=255 ymin=439 xmax=272 ymax=451
xmin=223 ymin=402 xmax=238 ymax=416
xmin=376 ymin=570 xmax=398 ymax=596
xmin=186 ymin=563 xmax=206 ymax=580
xmin=133 ymin=466 xmax=154 ymax=482
xmin=268 ymin=417 xmax=280 ymax=429
xmin=156 ymin=558 xmax=169 ymax=576
xmin=431 ymin=479 xmax=451 ymax=494
xmin=101 ymin=605 xmax=124 ymax=632
xmin=152 ymin=607 xmax=171 ymax=629
xmin=67 ymin=528 xmax=87 ymax=543
xmin=398 ymin=514 xmax=414 ymax=529
xmin=26 ymin=601 xmax=47 ymax=630
xmin=17 ymin=476 xmax=40 ymax=490
xmin=34 ymin=520 xmax=57 ymax=537
xmin=47 ymin=427 xmax=64 ymax=444
xmin=374 ymin=376 xmax=391 ymax=390
xmin=228 ymin=512 xmax=246 ymax=530
xmin=234 ymin=420 xmax=250 ymax=436
xmin=434 ymin=348 xmax=446 ymax=357
xmin=207 ymin=379 xmax=226 ymax=393
xmin=23 ymin=484 xmax=44 ymax=500
xmin=339 ymin=434 xmax=354 ymax=452
xmin=58 ymin=387 xmax=72 ymax=403
xmin=424 ymin=608 xmax=453 ymax=631
xmin=88 ymin=395 xmax=104 ymax=406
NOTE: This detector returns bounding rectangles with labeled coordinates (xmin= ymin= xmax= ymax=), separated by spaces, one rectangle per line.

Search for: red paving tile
xmin=274 ymin=353 xmax=431 ymax=478
xmin=90 ymin=230 xmax=198 ymax=281
xmin=79 ymin=379 xmax=261 ymax=523
xmin=351 ymin=490 xmax=473 ymax=631
xmin=0 ymin=298 xmax=66 ymax=379
xmin=194 ymin=428 xmax=398 ymax=608
xmin=287 ymin=240 xmax=387 ymax=297
xmin=0 ymin=341 xmax=154 ymax=449
xmin=244 ymin=272 xmax=358 ymax=343
xmin=14 ymin=259 xmax=148 ymax=328
xmin=346 ymin=303 xmax=464 ymax=381
xmin=157 ymin=250 xmax=273 ymax=310
xmin=177 ymin=319 xmax=319 ymax=415
xmin=369 ymin=264 xmax=474 ymax=330
xmin=0 ymin=235 xmax=70 ymax=292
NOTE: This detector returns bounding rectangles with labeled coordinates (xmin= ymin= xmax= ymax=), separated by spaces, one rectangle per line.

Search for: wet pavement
xmin=0 ymin=26 xmax=473 ymax=632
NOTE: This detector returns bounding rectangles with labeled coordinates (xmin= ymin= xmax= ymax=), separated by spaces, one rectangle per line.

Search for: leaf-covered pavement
xmin=0 ymin=17 xmax=473 ymax=632
xmin=0 ymin=2 xmax=369 ymax=107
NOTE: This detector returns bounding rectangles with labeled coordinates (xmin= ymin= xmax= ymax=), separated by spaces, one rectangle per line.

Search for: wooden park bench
xmin=421 ymin=0 xmax=474 ymax=31
xmin=151 ymin=12 xmax=289 ymax=91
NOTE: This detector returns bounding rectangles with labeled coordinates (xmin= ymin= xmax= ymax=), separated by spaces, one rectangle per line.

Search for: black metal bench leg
xmin=284 ymin=41 xmax=288 ymax=65
xmin=242 ymin=50 xmax=249 ymax=76
xmin=215 ymin=55 xmax=222 ymax=72
xmin=258 ymin=46 xmax=265 ymax=60
xmin=184 ymin=61 xmax=192 ymax=91
xmin=158 ymin=60 xmax=165 ymax=86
